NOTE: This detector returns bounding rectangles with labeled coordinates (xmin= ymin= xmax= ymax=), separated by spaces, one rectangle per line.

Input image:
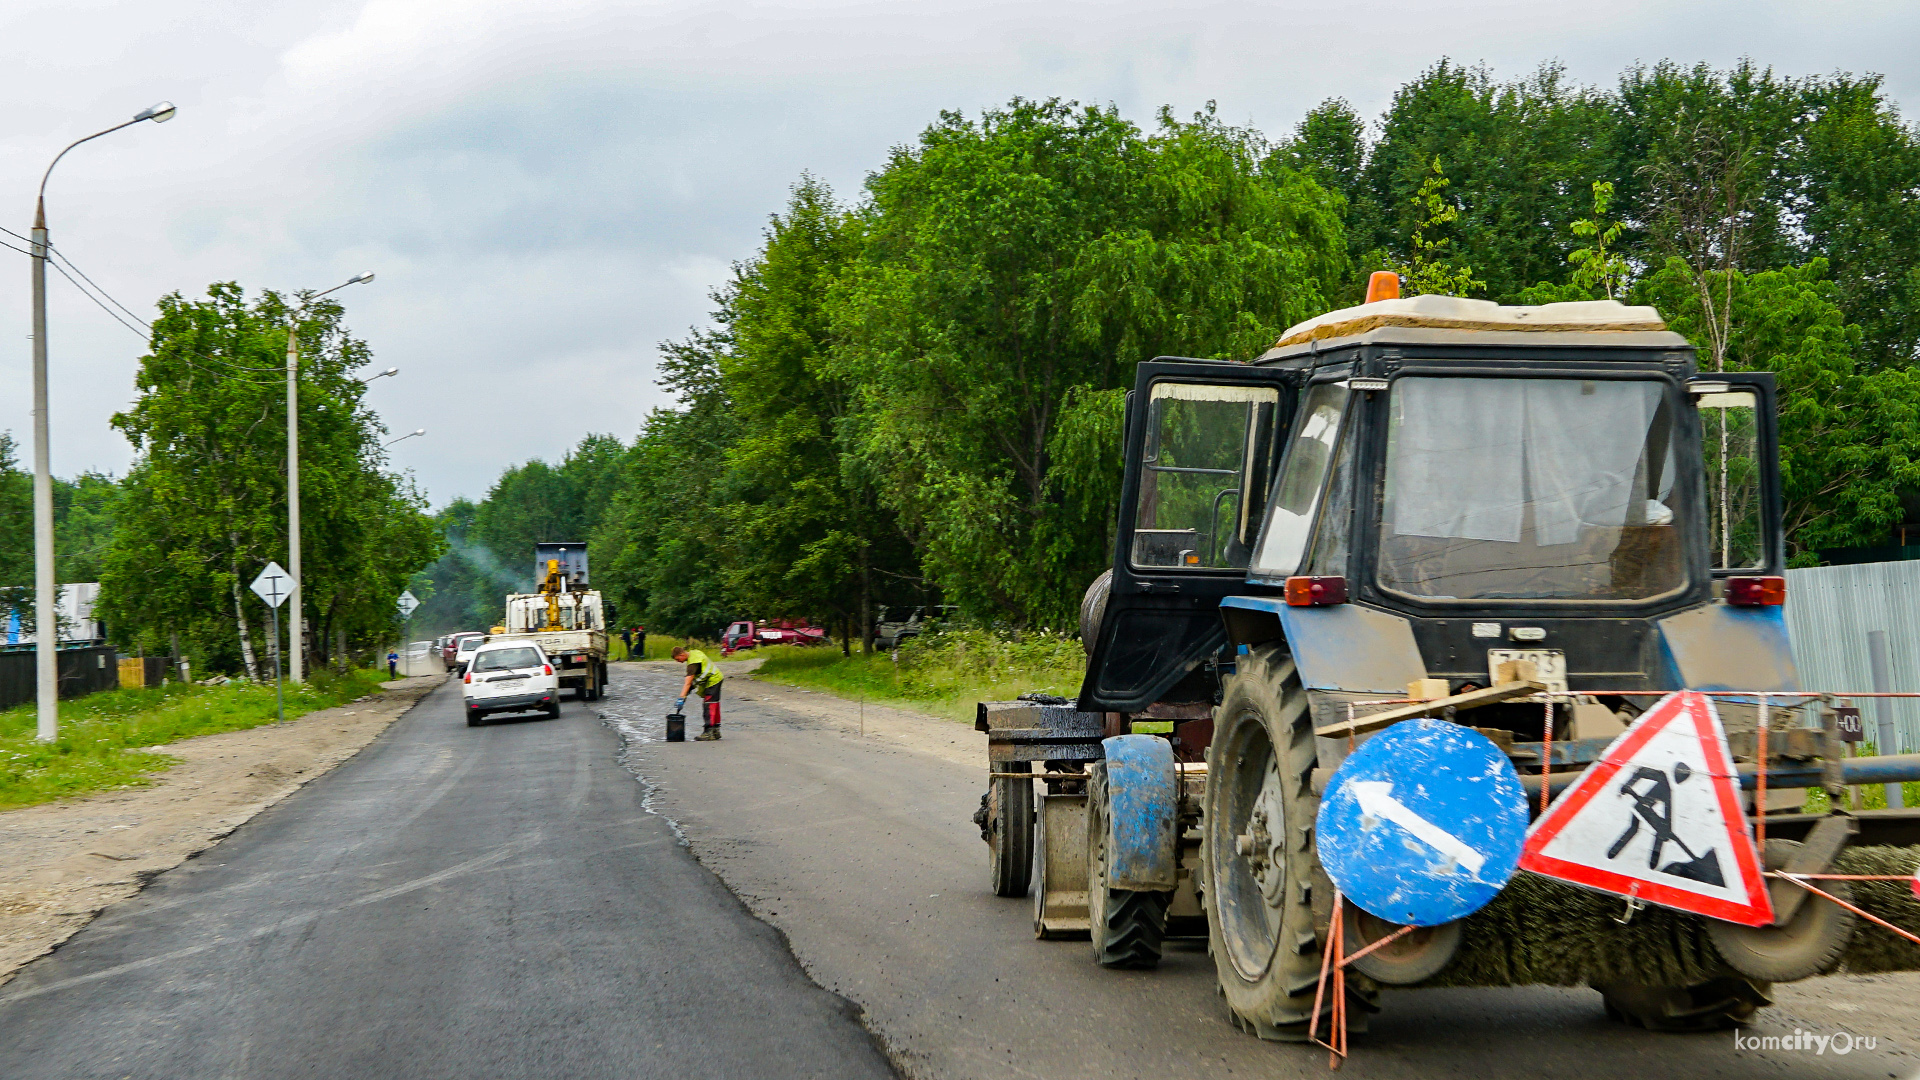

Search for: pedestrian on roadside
xmin=620 ymin=627 xmax=633 ymax=657
xmin=387 ymin=649 xmax=399 ymax=679
xmin=672 ymin=645 xmax=724 ymax=741
xmin=636 ymin=625 xmax=647 ymax=660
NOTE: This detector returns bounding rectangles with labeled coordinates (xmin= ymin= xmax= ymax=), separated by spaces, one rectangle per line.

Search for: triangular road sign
xmin=250 ymin=562 xmax=292 ymax=609
xmin=1520 ymin=691 xmax=1773 ymax=927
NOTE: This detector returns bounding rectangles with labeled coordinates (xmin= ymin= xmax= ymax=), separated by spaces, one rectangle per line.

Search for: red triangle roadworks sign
xmin=1520 ymin=691 xmax=1773 ymax=927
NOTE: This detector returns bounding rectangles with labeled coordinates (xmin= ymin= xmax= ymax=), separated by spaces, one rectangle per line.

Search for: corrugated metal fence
xmin=0 ymin=645 xmax=122 ymax=712
xmin=1785 ymin=561 xmax=1920 ymax=753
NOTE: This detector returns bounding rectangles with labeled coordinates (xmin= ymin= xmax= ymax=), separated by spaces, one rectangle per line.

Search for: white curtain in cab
xmin=1386 ymin=378 xmax=1659 ymax=546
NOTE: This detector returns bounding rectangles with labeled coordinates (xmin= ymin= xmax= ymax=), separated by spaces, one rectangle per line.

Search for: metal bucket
xmin=665 ymin=713 xmax=686 ymax=742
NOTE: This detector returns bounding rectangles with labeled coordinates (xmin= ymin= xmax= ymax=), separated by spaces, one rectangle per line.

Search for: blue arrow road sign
xmin=1316 ymin=718 xmax=1529 ymax=926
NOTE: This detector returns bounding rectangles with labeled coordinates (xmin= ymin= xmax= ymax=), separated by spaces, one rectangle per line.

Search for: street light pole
xmin=29 ymin=102 xmax=175 ymax=742
xmin=286 ymin=271 xmax=373 ymax=684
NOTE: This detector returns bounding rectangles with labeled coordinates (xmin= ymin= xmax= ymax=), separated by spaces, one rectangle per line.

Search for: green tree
xmin=716 ymin=176 xmax=918 ymax=651
xmin=101 ymin=283 xmax=440 ymax=676
xmin=1394 ymin=157 xmax=1485 ymax=296
xmin=1636 ymin=258 xmax=1920 ymax=560
xmin=1360 ymin=61 xmax=1615 ymax=299
xmin=592 ymin=330 xmax=742 ymax=638
xmin=831 ymin=99 xmax=1346 ymax=627
xmin=1567 ymin=181 xmax=1630 ymax=300
xmin=54 ymin=472 xmax=121 ymax=583
xmin=0 ymin=434 xmax=30 ymax=591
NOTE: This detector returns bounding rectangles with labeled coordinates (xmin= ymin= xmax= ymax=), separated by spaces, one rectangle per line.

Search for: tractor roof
xmin=1255 ymin=295 xmax=1690 ymax=365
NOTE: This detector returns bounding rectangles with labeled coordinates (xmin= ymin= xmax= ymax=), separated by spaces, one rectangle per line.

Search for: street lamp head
xmin=411 ymin=428 xmax=425 ymax=437
xmin=349 ymin=271 xmax=375 ymax=285
xmin=135 ymin=101 xmax=178 ymax=124
xmin=383 ymin=366 xmax=399 ymax=378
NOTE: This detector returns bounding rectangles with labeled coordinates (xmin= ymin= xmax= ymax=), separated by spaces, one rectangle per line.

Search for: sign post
xmin=250 ymin=562 xmax=292 ymax=724
xmin=396 ymin=590 xmax=419 ymax=676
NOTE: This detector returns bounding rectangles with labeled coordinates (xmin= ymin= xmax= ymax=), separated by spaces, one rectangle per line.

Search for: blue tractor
xmin=977 ymin=287 xmax=1920 ymax=1040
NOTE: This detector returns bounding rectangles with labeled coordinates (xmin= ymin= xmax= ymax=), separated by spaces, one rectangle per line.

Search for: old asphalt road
xmin=612 ymin=662 xmax=1916 ymax=1080
xmin=0 ymin=676 xmax=896 ymax=1080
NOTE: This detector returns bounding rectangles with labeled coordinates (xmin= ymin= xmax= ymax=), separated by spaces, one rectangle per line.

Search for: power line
xmin=20 ymin=231 xmax=356 ymax=387
xmin=45 ymin=257 xmax=149 ymax=339
xmin=48 ymin=243 xmax=152 ymax=328
xmin=37 ymin=246 xmax=287 ymax=379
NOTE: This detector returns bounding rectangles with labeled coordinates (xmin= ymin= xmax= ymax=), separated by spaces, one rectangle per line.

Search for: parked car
xmin=462 ymin=639 xmax=559 ymax=726
xmin=452 ymin=635 xmax=488 ymax=675
xmin=872 ymin=605 xmax=956 ymax=650
xmin=442 ymin=632 xmax=484 ymax=669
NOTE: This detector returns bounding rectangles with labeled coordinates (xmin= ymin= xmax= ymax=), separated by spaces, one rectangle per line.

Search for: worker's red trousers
xmin=702 ymin=685 xmax=722 ymax=729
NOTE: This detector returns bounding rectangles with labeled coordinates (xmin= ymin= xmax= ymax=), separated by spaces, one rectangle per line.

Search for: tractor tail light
xmin=1285 ymin=576 xmax=1348 ymax=606
xmin=1726 ymin=576 xmax=1786 ymax=606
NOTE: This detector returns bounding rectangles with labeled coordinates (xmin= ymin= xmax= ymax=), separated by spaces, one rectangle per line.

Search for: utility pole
xmin=285 ymin=272 xmax=374 ymax=684
xmin=28 ymin=102 xmax=176 ymax=742
xmin=286 ymin=325 xmax=300 ymax=683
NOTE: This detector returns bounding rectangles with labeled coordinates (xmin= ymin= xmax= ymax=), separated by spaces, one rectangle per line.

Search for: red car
xmin=720 ymin=619 xmax=829 ymax=655
xmin=442 ymin=632 xmax=484 ymax=669
xmin=757 ymin=619 xmax=829 ymax=647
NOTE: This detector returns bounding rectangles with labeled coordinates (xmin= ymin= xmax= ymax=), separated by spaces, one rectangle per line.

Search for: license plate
xmin=1487 ymin=649 xmax=1567 ymax=694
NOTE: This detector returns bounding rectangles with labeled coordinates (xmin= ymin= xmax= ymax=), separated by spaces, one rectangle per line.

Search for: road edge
xmin=0 ymin=678 xmax=442 ymax=986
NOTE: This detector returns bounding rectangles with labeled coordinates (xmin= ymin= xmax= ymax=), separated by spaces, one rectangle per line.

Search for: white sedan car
xmin=463 ymin=640 xmax=560 ymax=726
xmin=452 ymin=635 xmax=488 ymax=675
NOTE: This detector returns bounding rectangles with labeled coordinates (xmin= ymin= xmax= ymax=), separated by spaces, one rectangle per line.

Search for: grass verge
xmin=0 ymin=668 xmax=390 ymax=811
xmin=746 ymin=629 xmax=1085 ymax=724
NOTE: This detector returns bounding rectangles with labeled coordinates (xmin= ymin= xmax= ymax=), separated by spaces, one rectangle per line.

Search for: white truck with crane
xmin=492 ymin=543 xmax=610 ymax=702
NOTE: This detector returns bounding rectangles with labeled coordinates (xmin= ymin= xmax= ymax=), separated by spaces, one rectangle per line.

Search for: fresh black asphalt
xmin=0 ymin=676 xmax=897 ymax=1080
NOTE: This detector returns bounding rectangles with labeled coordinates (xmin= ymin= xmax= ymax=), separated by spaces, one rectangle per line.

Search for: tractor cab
xmin=1080 ymin=294 xmax=1792 ymax=722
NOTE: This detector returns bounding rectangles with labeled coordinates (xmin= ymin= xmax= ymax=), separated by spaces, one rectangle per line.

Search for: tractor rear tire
xmin=1086 ymin=761 xmax=1170 ymax=969
xmin=1079 ymin=569 xmax=1112 ymax=656
xmin=1707 ymin=838 xmax=1856 ymax=983
xmin=988 ymin=766 xmax=1035 ymax=898
xmin=1204 ymin=647 xmax=1373 ymax=1040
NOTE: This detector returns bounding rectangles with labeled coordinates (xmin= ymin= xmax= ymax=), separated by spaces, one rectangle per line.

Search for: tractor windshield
xmin=1378 ymin=376 xmax=1685 ymax=601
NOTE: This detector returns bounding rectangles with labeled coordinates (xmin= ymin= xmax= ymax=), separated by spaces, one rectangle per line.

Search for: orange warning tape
xmin=1773 ymin=873 xmax=1920 ymax=948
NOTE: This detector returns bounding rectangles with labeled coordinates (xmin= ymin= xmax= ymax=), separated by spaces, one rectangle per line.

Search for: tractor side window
xmin=1698 ymin=391 xmax=1763 ymax=570
xmin=1305 ymin=427 xmax=1356 ymax=576
xmin=1250 ymin=383 xmax=1350 ymax=578
xmin=1131 ymin=382 xmax=1281 ymax=570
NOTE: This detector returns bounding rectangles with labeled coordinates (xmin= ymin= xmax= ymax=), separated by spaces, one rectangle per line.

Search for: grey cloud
xmin=0 ymin=0 xmax=1913 ymax=505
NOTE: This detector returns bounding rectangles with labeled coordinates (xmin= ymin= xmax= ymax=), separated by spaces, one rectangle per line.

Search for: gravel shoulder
xmin=0 ymin=675 xmax=439 ymax=984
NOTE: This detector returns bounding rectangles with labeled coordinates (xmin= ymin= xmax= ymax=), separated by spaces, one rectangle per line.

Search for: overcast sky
xmin=3 ymin=0 xmax=1915 ymax=507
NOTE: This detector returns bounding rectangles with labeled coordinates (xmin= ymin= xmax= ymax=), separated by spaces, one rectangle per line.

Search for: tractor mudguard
xmin=1655 ymin=603 xmax=1799 ymax=692
xmin=1100 ymin=734 xmax=1179 ymax=892
xmin=1220 ymin=596 xmax=1426 ymax=695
